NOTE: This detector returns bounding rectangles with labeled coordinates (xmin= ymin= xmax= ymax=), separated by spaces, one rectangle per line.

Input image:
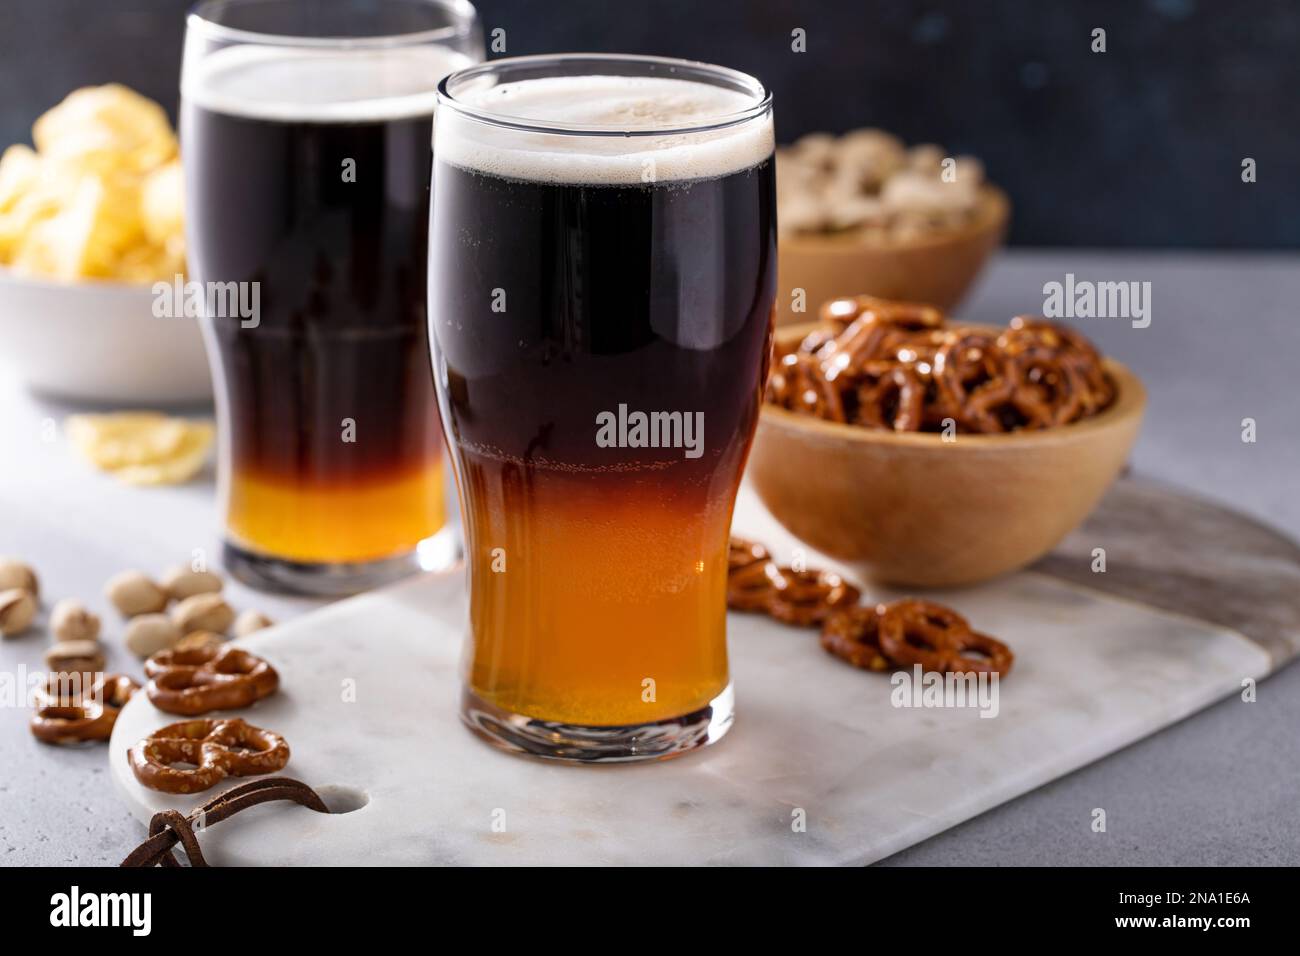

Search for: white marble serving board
xmin=108 ymin=487 xmax=1271 ymax=865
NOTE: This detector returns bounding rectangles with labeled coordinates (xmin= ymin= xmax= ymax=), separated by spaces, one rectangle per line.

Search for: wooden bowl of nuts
xmin=776 ymin=130 xmax=1009 ymax=324
xmin=747 ymin=299 xmax=1146 ymax=587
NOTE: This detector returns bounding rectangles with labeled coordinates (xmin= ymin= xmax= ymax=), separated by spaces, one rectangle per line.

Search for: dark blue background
xmin=3 ymin=0 xmax=1296 ymax=247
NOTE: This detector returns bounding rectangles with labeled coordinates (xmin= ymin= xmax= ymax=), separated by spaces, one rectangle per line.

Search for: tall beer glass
xmin=430 ymin=55 xmax=776 ymax=761
xmin=181 ymin=0 xmax=482 ymax=594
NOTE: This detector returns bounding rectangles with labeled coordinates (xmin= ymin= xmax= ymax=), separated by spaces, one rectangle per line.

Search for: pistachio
xmin=49 ymin=599 xmax=101 ymax=643
xmin=176 ymin=630 xmax=225 ymax=653
xmin=45 ymin=639 xmax=105 ymax=674
xmin=159 ymin=566 xmax=223 ymax=601
xmin=104 ymin=570 xmax=168 ymax=616
xmin=0 ymin=589 xmax=38 ymax=637
xmin=171 ymin=593 xmax=234 ymax=635
xmin=124 ymin=613 xmax=181 ymax=659
xmin=232 ymin=609 xmax=273 ymax=638
xmin=0 ymin=558 xmax=39 ymax=598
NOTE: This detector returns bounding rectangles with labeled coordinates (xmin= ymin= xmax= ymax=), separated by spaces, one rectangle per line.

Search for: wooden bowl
xmin=748 ymin=323 xmax=1146 ymax=587
xmin=776 ymin=186 xmax=1010 ymax=325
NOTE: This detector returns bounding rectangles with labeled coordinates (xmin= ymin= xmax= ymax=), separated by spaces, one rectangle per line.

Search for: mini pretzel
xmin=820 ymin=605 xmax=889 ymax=671
xmin=129 ymin=718 xmax=290 ymax=795
xmin=878 ymin=599 xmax=1013 ymax=675
xmin=769 ymin=352 xmax=847 ymax=422
xmin=145 ymin=644 xmax=279 ymax=716
xmin=820 ymin=295 xmax=944 ymax=333
xmin=726 ymin=537 xmax=1015 ymax=675
xmin=766 ymin=302 xmax=1114 ymax=434
xmin=933 ymin=329 xmax=1015 ymax=431
xmin=727 ymin=559 xmax=781 ymax=612
xmin=822 ymin=315 xmax=899 ymax=371
xmin=765 ymin=566 xmax=861 ymax=626
xmin=877 ymin=599 xmax=969 ymax=671
xmin=999 ymin=315 xmax=1101 ymax=363
xmin=857 ymin=364 xmax=925 ymax=432
xmin=1005 ymin=347 xmax=1087 ymax=428
xmin=944 ymin=629 xmax=1016 ymax=676
xmin=728 ymin=535 xmax=770 ymax=574
xmin=726 ymin=558 xmax=860 ymax=626
xmin=30 ymin=673 xmax=139 ymax=745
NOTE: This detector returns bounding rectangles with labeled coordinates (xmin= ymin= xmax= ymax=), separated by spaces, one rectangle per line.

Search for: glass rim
xmin=436 ymin=53 xmax=772 ymax=138
xmin=187 ymin=0 xmax=478 ymax=48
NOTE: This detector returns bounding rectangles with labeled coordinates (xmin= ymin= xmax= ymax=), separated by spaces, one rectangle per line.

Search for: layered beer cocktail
xmin=181 ymin=0 xmax=482 ymax=593
xmin=429 ymin=55 xmax=776 ymax=760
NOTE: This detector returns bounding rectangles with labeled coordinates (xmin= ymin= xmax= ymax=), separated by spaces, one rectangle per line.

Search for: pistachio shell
xmin=171 ymin=593 xmax=234 ymax=635
xmin=159 ymin=566 xmax=223 ymax=601
xmin=45 ymin=639 xmax=105 ymax=674
xmin=232 ymin=609 xmax=273 ymax=638
xmin=0 ymin=558 xmax=39 ymax=598
xmin=104 ymin=570 xmax=168 ymax=616
xmin=50 ymin=599 xmax=101 ymax=643
xmin=124 ymin=613 xmax=181 ymax=658
xmin=0 ymin=588 xmax=37 ymax=637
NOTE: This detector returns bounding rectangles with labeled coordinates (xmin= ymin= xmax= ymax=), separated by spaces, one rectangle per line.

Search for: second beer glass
xmin=429 ymin=55 xmax=777 ymax=761
xmin=181 ymin=0 xmax=483 ymax=594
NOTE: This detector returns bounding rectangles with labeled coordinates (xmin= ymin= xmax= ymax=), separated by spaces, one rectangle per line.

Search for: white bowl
xmin=0 ymin=269 xmax=212 ymax=405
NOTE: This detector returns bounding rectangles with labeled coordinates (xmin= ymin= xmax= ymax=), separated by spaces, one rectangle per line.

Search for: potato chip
xmin=0 ymin=158 xmax=71 ymax=260
xmin=10 ymin=178 xmax=101 ymax=279
xmin=67 ymin=412 xmax=187 ymax=466
xmin=2 ymin=84 xmax=184 ymax=282
xmin=0 ymin=145 xmax=41 ymax=213
xmin=115 ymin=243 xmax=183 ymax=284
xmin=140 ymin=159 xmax=184 ymax=247
xmin=0 ymin=204 xmax=48 ymax=262
xmin=112 ymin=423 xmax=214 ymax=485
xmin=11 ymin=170 xmax=143 ymax=279
xmin=65 ymin=413 xmax=214 ymax=485
xmin=33 ymin=84 xmax=177 ymax=175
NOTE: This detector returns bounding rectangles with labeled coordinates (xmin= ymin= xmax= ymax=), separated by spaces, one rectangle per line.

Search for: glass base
xmin=223 ymin=526 xmax=461 ymax=597
xmin=459 ymin=683 xmax=734 ymax=764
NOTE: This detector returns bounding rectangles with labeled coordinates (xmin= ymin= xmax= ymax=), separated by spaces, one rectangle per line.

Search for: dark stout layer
xmin=430 ymin=159 xmax=775 ymax=481
xmin=187 ymin=108 xmax=441 ymax=480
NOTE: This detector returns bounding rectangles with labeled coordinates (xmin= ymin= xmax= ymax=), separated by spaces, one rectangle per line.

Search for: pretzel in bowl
xmin=820 ymin=294 xmax=945 ymax=334
xmin=767 ymin=297 xmax=1115 ymax=434
xmin=768 ymin=351 xmax=845 ymax=421
xmin=30 ymin=673 xmax=139 ymax=745
xmin=129 ymin=717 xmax=290 ymax=795
xmin=856 ymin=363 xmax=926 ymax=432
xmin=144 ymin=644 xmax=279 ymax=716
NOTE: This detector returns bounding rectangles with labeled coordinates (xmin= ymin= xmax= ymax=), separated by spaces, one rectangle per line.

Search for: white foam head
xmin=437 ymin=75 xmax=774 ymax=184
xmin=183 ymin=44 xmax=475 ymax=122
